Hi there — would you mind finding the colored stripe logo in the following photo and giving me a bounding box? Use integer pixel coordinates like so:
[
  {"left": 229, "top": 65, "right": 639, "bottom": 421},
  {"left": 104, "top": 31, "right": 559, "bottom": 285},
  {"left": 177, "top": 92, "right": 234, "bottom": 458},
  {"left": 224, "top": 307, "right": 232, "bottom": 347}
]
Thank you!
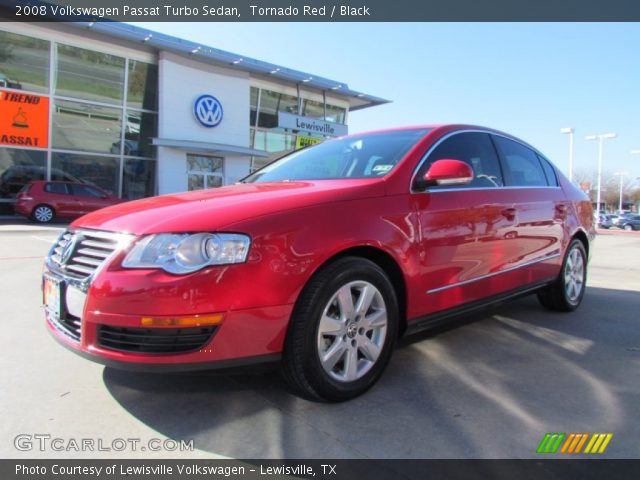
[{"left": 537, "top": 433, "right": 613, "bottom": 454}]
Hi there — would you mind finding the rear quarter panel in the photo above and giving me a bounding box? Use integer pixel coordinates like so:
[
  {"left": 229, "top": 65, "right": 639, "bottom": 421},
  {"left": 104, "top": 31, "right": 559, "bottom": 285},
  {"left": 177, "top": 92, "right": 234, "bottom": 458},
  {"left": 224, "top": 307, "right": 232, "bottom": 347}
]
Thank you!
[{"left": 557, "top": 172, "right": 595, "bottom": 258}]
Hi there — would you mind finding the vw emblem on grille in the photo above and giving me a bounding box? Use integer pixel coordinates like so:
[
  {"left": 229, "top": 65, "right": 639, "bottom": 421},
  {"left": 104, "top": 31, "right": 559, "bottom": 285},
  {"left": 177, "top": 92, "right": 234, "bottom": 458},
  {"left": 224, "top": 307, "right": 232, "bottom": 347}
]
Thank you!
[
  {"left": 60, "top": 235, "right": 78, "bottom": 265},
  {"left": 193, "top": 94, "right": 223, "bottom": 128}
]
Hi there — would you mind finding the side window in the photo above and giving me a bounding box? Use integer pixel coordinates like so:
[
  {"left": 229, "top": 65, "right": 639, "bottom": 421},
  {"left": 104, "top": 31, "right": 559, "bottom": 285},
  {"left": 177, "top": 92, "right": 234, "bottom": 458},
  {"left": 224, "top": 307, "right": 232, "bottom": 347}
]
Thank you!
[
  {"left": 44, "top": 183, "right": 68, "bottom": 195},
  {"left": 493, "top": 136, "right": 548, "bottom": 187},
  {"left": 416, "top": 132, "right": 504, "bottom": 189},
  {"left": 70, "top": 184, "right": 102, "bottom": 197},
  {"left": 538, "top": 155, "right": 558, "bottom": 187}
]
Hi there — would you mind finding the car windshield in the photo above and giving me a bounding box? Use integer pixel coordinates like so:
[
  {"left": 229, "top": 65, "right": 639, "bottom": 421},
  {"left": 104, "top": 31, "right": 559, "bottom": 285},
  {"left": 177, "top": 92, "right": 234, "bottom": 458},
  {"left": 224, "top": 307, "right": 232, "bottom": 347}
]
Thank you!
[{"left": 243, "top": 129, "right": 430, "bottom": 183}]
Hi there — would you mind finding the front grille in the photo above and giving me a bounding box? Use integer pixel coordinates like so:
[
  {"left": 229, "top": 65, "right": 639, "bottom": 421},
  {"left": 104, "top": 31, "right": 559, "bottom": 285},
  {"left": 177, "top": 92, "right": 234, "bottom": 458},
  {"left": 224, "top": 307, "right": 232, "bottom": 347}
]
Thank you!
[
  {"left": 48, "top": 311, "right": 82, "bottom": 342},
  {"left": 97, "top": 325, "right": 218, "bottom": 354},
  {"left": 50, "top": 229, "right": 128, "bottom": 279}
]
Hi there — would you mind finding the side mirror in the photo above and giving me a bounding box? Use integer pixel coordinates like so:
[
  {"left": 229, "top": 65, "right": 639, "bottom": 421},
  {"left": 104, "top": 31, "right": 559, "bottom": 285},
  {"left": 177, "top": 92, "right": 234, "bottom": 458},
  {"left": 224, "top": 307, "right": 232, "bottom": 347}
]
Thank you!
[{"left": 420, "top": 159, "right": 473, "bottom": 188}]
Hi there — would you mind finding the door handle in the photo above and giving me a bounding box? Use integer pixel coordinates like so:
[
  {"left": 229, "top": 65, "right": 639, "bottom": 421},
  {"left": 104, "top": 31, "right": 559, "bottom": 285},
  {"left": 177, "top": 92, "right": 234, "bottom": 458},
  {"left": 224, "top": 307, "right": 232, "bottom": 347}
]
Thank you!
[
  {"left": 555, "top": 204, "right": 568, "bottom": 215},
  {"left": 501, "top": 208, "right": 517, "bottom": 220}
]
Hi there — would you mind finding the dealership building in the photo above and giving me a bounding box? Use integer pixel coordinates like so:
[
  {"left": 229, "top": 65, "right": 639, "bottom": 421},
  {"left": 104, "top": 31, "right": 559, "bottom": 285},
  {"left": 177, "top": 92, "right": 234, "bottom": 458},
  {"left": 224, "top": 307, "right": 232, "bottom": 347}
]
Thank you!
[{"left": 0, "top": 22, "right": 387, "bottom": 212}]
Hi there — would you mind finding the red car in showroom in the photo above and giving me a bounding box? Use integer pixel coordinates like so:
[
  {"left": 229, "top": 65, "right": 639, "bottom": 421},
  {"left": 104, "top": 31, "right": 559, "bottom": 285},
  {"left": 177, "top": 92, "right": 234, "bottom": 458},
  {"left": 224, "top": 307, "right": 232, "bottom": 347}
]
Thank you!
[
  {"left": 16, "top": 181, "right": 121, "bottom": 223},
  {"left": 43, "top": 125, "right": 594, "bottom": 401}
]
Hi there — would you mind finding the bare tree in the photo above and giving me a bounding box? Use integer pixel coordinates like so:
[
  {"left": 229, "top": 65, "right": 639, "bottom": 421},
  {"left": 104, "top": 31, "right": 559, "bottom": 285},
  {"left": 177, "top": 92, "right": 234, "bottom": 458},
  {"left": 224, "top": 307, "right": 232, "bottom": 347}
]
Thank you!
[
  {"left": 572, "top": 168, "right": 596, "bottom": 186},
  {"left": 602, "top": 176, "right": 621, "bottom": 209},
  {"left": 628, "top": 186, "right": 640, "bottom": 211},
  {"left": 571, "top": 168, "right": 597, "bottom": 201}
]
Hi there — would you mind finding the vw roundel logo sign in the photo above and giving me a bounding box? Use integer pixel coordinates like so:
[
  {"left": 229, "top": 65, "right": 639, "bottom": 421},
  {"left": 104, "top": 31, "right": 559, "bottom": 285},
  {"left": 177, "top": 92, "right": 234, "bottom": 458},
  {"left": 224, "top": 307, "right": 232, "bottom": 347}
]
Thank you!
[{"left": 193, "top": 94, "right": 223, "bottom": 128}]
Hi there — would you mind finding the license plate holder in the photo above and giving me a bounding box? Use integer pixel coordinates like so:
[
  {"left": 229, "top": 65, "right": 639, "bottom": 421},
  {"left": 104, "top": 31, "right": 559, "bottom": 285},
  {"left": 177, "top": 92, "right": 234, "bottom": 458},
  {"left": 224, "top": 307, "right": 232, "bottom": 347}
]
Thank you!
[{"left": 43, "top": 275, "right": 62, "bottom": 319}]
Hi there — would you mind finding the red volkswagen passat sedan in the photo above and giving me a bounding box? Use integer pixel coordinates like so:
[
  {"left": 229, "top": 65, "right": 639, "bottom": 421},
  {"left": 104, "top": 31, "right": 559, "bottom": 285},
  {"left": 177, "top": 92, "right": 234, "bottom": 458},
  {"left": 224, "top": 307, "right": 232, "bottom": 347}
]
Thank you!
[{"left": 43, "top": 125, "right": 594, "bottom": 401}]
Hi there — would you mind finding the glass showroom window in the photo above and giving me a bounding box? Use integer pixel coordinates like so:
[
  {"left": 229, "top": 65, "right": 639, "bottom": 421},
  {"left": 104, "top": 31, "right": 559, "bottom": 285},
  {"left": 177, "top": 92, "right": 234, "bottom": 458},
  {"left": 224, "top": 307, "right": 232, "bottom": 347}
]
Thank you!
[
  {"left": 127, "top": 60, "right": 158, "bottom": 111},
  {"left": 51, "top": 152, "right": 119, "bottom": 195},
  {"left": 55, "top": 44, "right": 125, "bottom": 105},
  {"left": 250, "top": 86, "right": 259, "bottom": 126},
  {"left": 116, "top": 111, "right": 157, "bottom": 158},
  {"left": 0, "top": 148, "right": 47, "bottom": 201},
  {"left": 123, "top": 158, "right": 156, "bottom": 200},
  {"left": 122, "top": 59, "right": 159, "bottom": 197},
  {"left": 302, "top": 99, "right": 346, "bottom": 123},
  {"left": 252, "top": 131, "right": 296, "bottom": 170},
  {"left": 52, "top": 100, "right": 122, "bottom": 154},
  {"left": 254, "top": 130, "right": 296, "bottom": 154},
  {"left": 187, "top": 154, "right": 224, "bottom": 191},
  {"left": 325, "top": 104, "right": 346, "bottom": 124},
  {"left": 302, "top": 98, "right": 346, "bottom": 124},
  {"left": 258, "top": 89, "right": 299, "bottom": 128},
  {"left": 0, "top": 31, "right": 49, "bottom": 93},
  {"left": 302, "top": 98, "right": 325, "bottom": 119}
]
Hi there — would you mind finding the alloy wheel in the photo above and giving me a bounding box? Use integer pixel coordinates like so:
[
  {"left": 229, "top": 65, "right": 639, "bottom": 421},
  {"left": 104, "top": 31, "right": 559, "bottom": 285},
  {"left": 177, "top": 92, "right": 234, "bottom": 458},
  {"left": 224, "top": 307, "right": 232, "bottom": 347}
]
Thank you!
[
  {"left": 317, "top": 281, "right": 388, "bottom": 382},
  {"left": 34, "top": 206, "right": 53, "bottom": 223},
  {"left": 564, "top": 246, "right": 585, "bottom": 304}
]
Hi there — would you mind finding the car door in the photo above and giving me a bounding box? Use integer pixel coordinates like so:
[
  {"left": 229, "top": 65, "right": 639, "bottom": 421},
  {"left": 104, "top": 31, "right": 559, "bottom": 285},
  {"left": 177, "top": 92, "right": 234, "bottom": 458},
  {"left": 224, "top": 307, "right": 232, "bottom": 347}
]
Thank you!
[
  {"left": 489, "top": 135, "right": 565, "bottom": 285},
  {"left": 68, "top": 184, "right": 107, "bottom": 215},
  {"left": 411, "top": 131, "right": 518, "bottom": 315},
  {"left": 43, "top": 182, "right": 77, "bottom": 216}
]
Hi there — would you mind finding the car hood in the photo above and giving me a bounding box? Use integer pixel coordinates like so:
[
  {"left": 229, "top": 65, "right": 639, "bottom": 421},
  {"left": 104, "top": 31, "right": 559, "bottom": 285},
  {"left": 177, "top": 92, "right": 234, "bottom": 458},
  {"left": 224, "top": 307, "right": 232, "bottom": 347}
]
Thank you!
[{"left": 72, "top": 180, "right": 385, "bottom": 234}]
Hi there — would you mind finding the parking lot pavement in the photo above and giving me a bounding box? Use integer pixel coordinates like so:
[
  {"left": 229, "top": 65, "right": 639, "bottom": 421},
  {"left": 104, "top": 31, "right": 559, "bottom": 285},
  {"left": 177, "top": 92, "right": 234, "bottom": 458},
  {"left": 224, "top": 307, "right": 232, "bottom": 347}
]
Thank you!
[{"left": 0, "top": 228, "right": 638, "bottom": 459}]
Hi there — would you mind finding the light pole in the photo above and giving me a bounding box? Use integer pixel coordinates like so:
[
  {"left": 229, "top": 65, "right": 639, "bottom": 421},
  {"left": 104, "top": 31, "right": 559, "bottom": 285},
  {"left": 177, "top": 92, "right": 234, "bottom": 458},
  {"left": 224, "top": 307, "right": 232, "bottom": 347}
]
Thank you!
[
  {"left": 586, "top": 133, "right": 616, "bottom": 213},
  {"left": 613, "top": 172, "right": 628, "bottom": 212},
  {"left": 560, "top": 128, "right": 575, "bottom": 182}
]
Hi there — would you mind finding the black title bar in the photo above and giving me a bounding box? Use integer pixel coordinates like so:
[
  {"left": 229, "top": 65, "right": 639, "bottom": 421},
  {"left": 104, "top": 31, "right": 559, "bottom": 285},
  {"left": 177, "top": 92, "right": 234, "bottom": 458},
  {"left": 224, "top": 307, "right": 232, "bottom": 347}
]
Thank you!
[
  {"left": 2, "top": 0, "right": 640, "bottom": 21},
  {"left": 3, "top": 460, "right": 640, "bottom": 480}
]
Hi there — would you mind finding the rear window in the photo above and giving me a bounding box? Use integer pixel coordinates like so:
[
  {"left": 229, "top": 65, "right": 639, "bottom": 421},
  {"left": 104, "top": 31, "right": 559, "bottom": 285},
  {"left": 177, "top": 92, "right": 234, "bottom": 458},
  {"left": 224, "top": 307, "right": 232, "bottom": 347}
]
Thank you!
[
  {"left": 493, "top": 136, "right": 549, "bottom": 187},
  {"left": 18, "top": 184, "right": 33, "bottom": 194},
  {"left": 538, "top": 155, "right": 559, "bottom": 186},
  {"left": 44, "top": 183, "right": 68, "bottom": 195}
]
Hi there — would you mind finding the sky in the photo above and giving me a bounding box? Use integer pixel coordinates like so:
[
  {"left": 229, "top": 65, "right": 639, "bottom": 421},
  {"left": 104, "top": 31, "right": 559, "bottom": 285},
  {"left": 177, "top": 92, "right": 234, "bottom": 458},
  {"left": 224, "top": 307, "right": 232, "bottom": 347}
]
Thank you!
[{"left": 132, "top": 22, "right": 640, "bottom": 186}]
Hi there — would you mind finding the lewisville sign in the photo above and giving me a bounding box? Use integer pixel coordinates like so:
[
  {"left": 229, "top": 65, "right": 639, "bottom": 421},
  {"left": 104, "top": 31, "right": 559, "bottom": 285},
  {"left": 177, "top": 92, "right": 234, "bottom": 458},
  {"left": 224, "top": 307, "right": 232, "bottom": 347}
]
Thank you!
[{"left": 278, "top": 111, "right": 348, "bottom": 137}]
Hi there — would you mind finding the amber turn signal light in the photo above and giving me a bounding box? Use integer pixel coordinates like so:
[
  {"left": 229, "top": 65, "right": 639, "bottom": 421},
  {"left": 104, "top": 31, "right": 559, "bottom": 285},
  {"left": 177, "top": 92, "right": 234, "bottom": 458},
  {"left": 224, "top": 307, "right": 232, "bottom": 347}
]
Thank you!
[{"left": 141, "top": 314, "right": 224, "bottom": 327}]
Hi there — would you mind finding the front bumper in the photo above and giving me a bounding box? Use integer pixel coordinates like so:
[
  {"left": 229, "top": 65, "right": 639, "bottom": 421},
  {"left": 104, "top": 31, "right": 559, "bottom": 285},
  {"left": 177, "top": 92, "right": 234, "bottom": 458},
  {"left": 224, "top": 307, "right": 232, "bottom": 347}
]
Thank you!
[
  {"left": 43, "top": 265, "right": 293, "bottom": 371},
  {"left": 47, "top": 323, "right": 281, "bottom": 372}
]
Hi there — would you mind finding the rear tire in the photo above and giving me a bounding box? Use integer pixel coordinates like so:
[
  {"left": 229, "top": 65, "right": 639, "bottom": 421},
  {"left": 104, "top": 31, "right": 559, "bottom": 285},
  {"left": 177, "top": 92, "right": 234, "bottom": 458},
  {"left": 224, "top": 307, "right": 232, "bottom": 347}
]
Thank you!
[
  {"left": 31, "top": 204, "right": 54, "bottom": 223},
  {"left": 281, "top": 257, "right": 399, "bottom": 402},
  {"left": 537, "top": 239, "right": 587, "bottom": 312},
  {"left": 624, "top": 224, "right": 633, "bottom": 231}
]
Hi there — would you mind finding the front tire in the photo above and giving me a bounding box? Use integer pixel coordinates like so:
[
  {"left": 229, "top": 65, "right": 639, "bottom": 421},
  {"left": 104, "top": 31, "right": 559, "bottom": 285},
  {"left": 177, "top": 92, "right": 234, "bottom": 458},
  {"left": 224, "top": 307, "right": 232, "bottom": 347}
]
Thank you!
[
  {"left": 624, "top": 224, "right": 633, "bottom": 231},
  {"left": 31, "top": 204, "right": 55, "bottom": 223},
  {"left": 537, "top": 239, "right": 587, "bottom": 312},
  {"left": 282, "top": 257, "right": 399, "bottom": 402}
]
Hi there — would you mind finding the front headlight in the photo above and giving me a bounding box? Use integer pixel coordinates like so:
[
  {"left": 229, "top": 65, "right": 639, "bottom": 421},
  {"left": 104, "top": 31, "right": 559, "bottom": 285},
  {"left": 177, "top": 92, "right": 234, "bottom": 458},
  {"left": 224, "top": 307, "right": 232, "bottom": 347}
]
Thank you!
[{"left": 122, "top": 233, "right": 251, "bottom": 274}]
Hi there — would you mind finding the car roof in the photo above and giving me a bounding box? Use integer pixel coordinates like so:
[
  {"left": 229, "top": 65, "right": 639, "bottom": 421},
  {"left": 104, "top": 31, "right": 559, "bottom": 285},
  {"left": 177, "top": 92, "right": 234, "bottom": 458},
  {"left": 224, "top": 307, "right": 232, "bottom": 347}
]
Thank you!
[
  {"left": 340, "top": 124, "right": 542, "bottom": 155},
  {"left": 343, "top": 124, "right": 528, "bottom": 142}
]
